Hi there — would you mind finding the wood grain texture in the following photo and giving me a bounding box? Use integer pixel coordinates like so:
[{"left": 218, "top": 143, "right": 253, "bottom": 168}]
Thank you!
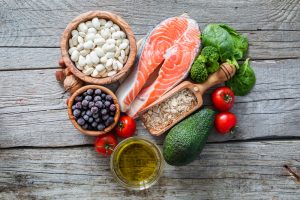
[
  {"left": 0, "top": 59, "right": 299, "bottom": 147},
  {"left": 0, "top": 141, "right": 299, "bottom": 199}
]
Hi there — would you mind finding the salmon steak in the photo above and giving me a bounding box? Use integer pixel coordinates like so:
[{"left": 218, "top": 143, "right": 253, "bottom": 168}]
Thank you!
[{"left": 116, "top": 15, "right": 201, "bottom": 117}]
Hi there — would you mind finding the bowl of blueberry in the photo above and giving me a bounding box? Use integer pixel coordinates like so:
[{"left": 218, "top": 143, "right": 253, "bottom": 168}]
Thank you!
[{"left": 68, "top": 85, "right": 120, "bottom": 136}]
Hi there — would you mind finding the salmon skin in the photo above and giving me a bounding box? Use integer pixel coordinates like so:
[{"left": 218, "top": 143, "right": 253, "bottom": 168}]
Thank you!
[{"left": 116, "top": 15, "right": 201, "bottom": 117}]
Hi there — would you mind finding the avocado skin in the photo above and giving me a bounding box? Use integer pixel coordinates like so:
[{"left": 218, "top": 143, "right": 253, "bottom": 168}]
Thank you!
[{"left": 163, "top": 108, "right": 216, "bottom": 166}]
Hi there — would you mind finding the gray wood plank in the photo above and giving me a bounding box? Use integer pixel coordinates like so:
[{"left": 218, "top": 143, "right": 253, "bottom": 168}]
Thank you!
[
  {"left": 0, "top": 0, "right": 299, "bottom": 47},
  {"left": 0, "top": 28, "right": 299, "bottom": 71},
  {"left": 0, "top": 141, "right": 300, "bottom": 199},
  {"left": 0, "top": 59, "right": 299, "bottom": 147}
]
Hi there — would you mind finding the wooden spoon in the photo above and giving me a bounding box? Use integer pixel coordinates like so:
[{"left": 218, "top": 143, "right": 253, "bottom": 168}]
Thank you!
[{"left": 139, "top": 63, "right": 236, "bottom": 136}]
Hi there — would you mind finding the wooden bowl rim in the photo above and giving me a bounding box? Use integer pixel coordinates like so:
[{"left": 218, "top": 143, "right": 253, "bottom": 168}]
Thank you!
[
  {"left": 61, "top": 10, "right": 137, "bottom": 85},
  {"left": 67, "top": 85, "right": 121, "bottom": 136}
]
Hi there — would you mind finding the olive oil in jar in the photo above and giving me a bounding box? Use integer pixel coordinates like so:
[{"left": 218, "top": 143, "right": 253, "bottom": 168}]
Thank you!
[{"left": 111, "top": 137, "right": 164, "bottom": 190}]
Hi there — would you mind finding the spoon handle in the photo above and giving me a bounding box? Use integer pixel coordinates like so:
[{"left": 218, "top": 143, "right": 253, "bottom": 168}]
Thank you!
[{"left": 195, "top": 63, "right": 236, "bottom": 95}]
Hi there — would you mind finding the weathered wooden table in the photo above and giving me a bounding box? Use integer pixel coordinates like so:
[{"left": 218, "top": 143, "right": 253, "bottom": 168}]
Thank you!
[{"left": 0, "top": 0, "right": 300, "bottom": 199}]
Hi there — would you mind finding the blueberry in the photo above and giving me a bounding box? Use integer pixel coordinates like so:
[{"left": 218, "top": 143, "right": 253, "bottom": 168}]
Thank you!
[
  {"left": 95, "top": 101, "right": 103, "bottom": 108},
  {"left": 82, "top": 100, "right": 89, "bottom": 107},
  {"left": 87, "top": 89, "right": 94, "bottom": 95},
  {"left": 105, "top": 119, "right": 112, "bottom": 127},
  {"left": 109, "top": 104, "right": 116, "bottom": 112},
  {"left": 83, "top": 92, "right": 88, "bottom": 96},
  {"left": 88, "top": 117, "right": 94, "bottom": 123},
  {"left": 82, "top": 124, "right": 88, "bottom": 129},
  {"left": 95, "top": 117, "right": 101, "bottom": 123},
  {"left": 86, "top": 110, "right": 92, "bottom": 116},
  {"left": 77, "top": 118, "right": 85, "bottom": 126},
  {"left": 102, "top": 114, "right": 109, "bottom": 121},
  {"left": 97, "top": 124, "right": 105, "bottom": 131},
  {"left": 93, "top": 96, "right": 101, "bottom": 102},
  {"left": 101, "top": 108, "right": 107, "bottom": 115},
  {"left": 73, "top": 109, "right": 81, "bottom": 117},
  {"left": 75, "top": 96, "right": 83, "bottom": 102},
  {"left": 92, "top": 113, "right": 99, "bottom": 118},
  {"left": 91, "top": 121, "right": 98, "bottom": 128},
  {"left": 72, "top": 105, "right": 76, "bottom": 110},
  {"left": 95, "top": 89, "right": 102, "bottom": 95},
  {"left": 83, "top": 115, "right": 89, "bottom": 121},
  {"left": 104, "top": 101, "right": 111, "bottom": 107},
  {"left": 85, "top": 95, "right": 93, "bottom": 101},
  {"left": 101, "top": 93, "right": 106, "bottom": 99},
  {"left": 91, "top": 106, "right": 99, "bottom": 114},
  {"left": 81, "top": 111, "right": 86, "bottom": 117},
  {"left": 106, "top": 95, "right": 113, "bottom": 101},
  {"left": 75, "top": 102, "right": 82, "bottom": 109},
  {"left": 88, "top": 102, "right": 95, "bottom": 108}
]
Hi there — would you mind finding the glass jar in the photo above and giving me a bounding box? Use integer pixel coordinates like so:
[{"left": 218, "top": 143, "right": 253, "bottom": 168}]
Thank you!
[{"left": 110, "top": 137, "right": 164, "bottom": 190}]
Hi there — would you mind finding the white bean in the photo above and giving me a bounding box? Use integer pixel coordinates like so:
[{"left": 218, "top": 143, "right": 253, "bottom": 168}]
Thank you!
[
  {"left": 108, "top": 70, "right": 117, "bottom": 77},
  {"left": 94, "top": 47, "right": 104, "bottom": 57},
  {"left": 68, "top": 47, "right": 77, "bottom": 55},
  {"left": 116, "top": 60, "right": 123, "bottom": 70},
  {"left": 105, "top": 58, "right": 113, "bottom": 68},
  {"left": 122, "top": 39, "right": 129, "bottom": 44},
  {"left": 99, "top": 19, "right": 106, "bottom": 25},
  {"left": 78, "top": 32, "right": 86, "bottom": 38},
  {"left": 83, "top": 40, "right": 94, "bottom": 49},
  {"left": 90, "top": 51, "right": 100, "bottom": 64},
  {"left": 110, "top": 27, "right": 116, "bottom": 33},
  {"left": 71, "top": 50, "right": 79, "bottom": 62},
  {"left": 106, "top": 52, "right": 115, "bottom": 59},
  {"left": 86, "top": 21, "right": 93, "bottom": 28},
  {"left": 112, "top": 32, "right": 120, "bottom": 40},
  {"left": 85, "top": 33, "right": 95, "bottom": 42},
  {"left": 115, "top": 39, "right": 122, "bottom": 46},
  {"left": 120, "top": 50, "right": 125, "bottom": 59},
  {"left": 76, "top": 62, "right": 83, "bottom": 70},
  {"left": 94, "top": 37, "right": 105, "bottom": 46},
  {"left": 100, "top": 56, "right": 107, "bottom": 64},
  {"left": 77, "top": 36, "right": 84, "bottom": 44},
  {"left": 125, "top": 46, "right": 130, "bottom": 55},
  {"left": 71, "top": 30, "right": 79, "bottom": 37},
  {"left": 78, "top": 55, "right": 86, "bottom": 67},
  {"left": 91, "top": 69, "right": 99, "bottom": 77},
  {"left": 100, "top": 28, "right": 110, "bottom": 39},
  {"left": 115, "top": 47, "right": 121, "bottom": 58},
  {"left": 92, "top": 18, "right": 101, "bottom": 30},
  {"left": 112, "top": 60, "right": 118, "bottom": 70},
  {"left": 113, "top": 24, "right": 120, "bottom": 31},
  {"left": 80, "top": 49, "right": 90, "bottom": 57},
  {"left": 71, "top": 35, "right": 78, "bottom": 46},
  {"left": 102, "top": 43, "right": 109, "bottom": 52},
  {"left": 95, "top": 33, "right": 102, "bottom": 39},
  {"left": 78, "top": 23, "right": 88, "bottom": 33},
  {"left": 106, "top": 65, "right": 113, "bottom": 71},
  {"left": 124, "top": 55, "right": 128, "bottom": 62},
  {"left": 105, "top": 20, "right": 113, "bottom": 28},
  {"left": 85, "top": 54, "right": 92, "bottom": 66},
  {"left": 83, "top": 67, "right": 94, "bottom": 75},
  {"left": 107, "top": 43, "right": 116, "bottom": 52},
  {"left": 76, "top": 43, "right": 84, "bottom": 51},
  {"left": 119, "top": 31, "right": 126, "bottom": 38},
  {"left": 106, "top": 38, "right": 115, "bottom": 44},
  {"left": 95, "top": 64, "right": 105, "bottom": 72},
  {"left": 88, "top": 27, "right": 97, "bottom": 34},
  {"left": 118, "top": 56, "right": 124, "bottom": 64},
  {"left": 119, "top": 42, "right": 128, "bottom": 50},
  {"left": 99, "top": 69, "right": 107, "bottom": 76},
  {"left": 69, "top": 39, "right": 74, "bottom": 48}
]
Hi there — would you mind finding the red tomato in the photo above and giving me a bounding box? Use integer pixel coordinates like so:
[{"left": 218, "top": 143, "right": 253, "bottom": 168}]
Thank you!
[
  {"left": 215, "top": 112, "right": 237, "bottom": 134},
  {"left": 94, "top": 133, "right": 118, "bottom": 156},
  {"left": 212, "top": 86, "right": 234, "bottom": 111},
  {"left": 115, "top": 115, "right": 136, "bottom": 138}
]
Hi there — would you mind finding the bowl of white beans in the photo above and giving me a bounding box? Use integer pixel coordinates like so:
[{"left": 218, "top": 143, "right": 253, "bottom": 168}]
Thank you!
[{"left": 60, "top": 11, "right": 137, "bottom": 85}]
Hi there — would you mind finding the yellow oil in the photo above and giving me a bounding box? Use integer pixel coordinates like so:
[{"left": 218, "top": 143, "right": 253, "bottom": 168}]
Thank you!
[{"left": 114, "top": 140, "right": 159, "bottom": 184}]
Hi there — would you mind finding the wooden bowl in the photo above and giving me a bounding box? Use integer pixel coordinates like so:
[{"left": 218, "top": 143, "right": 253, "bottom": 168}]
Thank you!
[
  {"left": 61, "top": 11, "right": 137, "bottom": 85},
  {"left": 67, "top": 85, "right": 121, "bottom": 136}
]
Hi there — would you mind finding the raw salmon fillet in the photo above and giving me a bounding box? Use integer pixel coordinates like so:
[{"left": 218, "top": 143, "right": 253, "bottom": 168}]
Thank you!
[{"left": 116, "top": 15, "right": 200, "bottom": 116}]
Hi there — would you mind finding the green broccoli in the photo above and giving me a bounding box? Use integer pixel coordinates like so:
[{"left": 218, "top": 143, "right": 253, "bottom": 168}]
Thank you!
[
  {"left": 190, "top": 60, "right": 208, "bottom": 83},
  {"left": 201, "top": 46, "right": 219, "bottom": 63},
  {"left": 206, "top": 60, "right": 220, "bottom": 74}
]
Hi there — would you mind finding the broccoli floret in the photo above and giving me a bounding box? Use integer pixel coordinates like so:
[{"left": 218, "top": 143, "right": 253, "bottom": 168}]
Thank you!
[
  {"left": 207, "top": 60, "right": 220, "bottom": 74},
  {"left": 190, "top": 61, "right": 208, "bottom": 83},
  {"left": 201, "top": 46, "right": 219, "bottom": 63}
]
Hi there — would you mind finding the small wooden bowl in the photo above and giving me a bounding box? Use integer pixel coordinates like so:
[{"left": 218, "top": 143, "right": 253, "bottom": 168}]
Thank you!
[
  {"left": 67, "top": 85, "right": 120, "bottom": 136},
  {"left": 61, "top": 11, "right": 137, "bottom": 85}
]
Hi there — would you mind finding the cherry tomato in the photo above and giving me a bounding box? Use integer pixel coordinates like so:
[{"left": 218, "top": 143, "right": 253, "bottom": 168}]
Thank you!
[
  {"left": 94, "top": 133, "right": 118, "bottom": 156},
  {"left": 212, "top": 86, "right": 234, "bottom": 111},
  {"left": 115, "top": 115, "right": 136, "bottom": 138},
  {"left": 214, "top": 112, "right": 237, "bottom": 134}
]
